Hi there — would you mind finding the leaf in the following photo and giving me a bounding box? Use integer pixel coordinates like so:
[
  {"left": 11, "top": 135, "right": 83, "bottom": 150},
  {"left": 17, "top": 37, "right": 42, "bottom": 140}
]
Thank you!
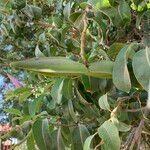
[
  {"left": 88, "top": 0, "right": 111, "bottom": 10},
  {"left": 132, "top": 49, "right": 150, "bottom": 91},
  {"left": 146, "top": 47, "right": 150, "bottom": 67},
  {"left": 62, "top": 78, "right": 73, "bottom": 99},
  {"left": 98, "top": 93, "right": 110, "bottom": 111},
  {"left": 51, "top": 78, "right": 64, "bottom": 104},
  {"left": 75, "top": 88, "right": 91, "bottom": 105},
  {"left": 68, "top": 100, "right": 78, "bottom": 123},
  {"left": 29, "top": 95, "right": 44, "bottom": 116},
  {"left": 11, "top": 57, "right": 88, "bottom": 77},
  {"left": 27, "top": 131, "right": 36, "bottom": 150},
  {"left": 111, "top": 117, "right": 131, "bottom": 132},
  {"left": 72, "top": 124, "right": 90, "bottom": 150},
  {"left": 98, "top": 120, "right": 121, "bottom": 150},
  {"left": 112, "top": 43, "right": 138, "bottom": 92},
  {"left": 51, "top": 128, "right": 65, "bottom": 150},
  {"left": 63, "top": 2, "right": 71, "bottom": 19},
  {"left": 118, "top": 0, "right": 131, "bottom": 23},
  {"left": 32, "top": 118, "right": 51, "bottom": 150},
  {"left": 35, "top": 44, "right": 45, "bottom": 57},
  {"left": 107, "top": 43, "right": 125, "bottom": 59},
  {"left": 4, "top": 108, "right": 22, "bottom": 116},
  {"left": 88, "top": 61, "right": 113, "bottom": 78},
  {"left": 7, "top": 73, "right": 23, "bottom": 88},
  {"left": 83, "top": 133, "right": 97, "bottom": 150}
]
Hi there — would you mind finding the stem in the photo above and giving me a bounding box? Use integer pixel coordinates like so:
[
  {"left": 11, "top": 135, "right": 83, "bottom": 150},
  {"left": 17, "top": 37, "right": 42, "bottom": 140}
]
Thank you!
[
  {"left": 10, "top": 130, "right": 32, "bottom": 150},
  {"left": 80, "top": 13, "right": 88, "bottom": 67}
]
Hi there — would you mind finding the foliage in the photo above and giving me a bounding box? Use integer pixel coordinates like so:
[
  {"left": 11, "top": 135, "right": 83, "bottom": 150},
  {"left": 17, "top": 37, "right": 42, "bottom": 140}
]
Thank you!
[{"left": 0, "top": 0, "right": 150, "bottom": 149}]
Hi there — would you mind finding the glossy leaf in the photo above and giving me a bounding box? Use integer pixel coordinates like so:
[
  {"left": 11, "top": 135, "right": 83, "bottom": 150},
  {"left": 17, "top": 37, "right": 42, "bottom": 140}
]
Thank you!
[
  {"left": 132, "top": 49, "right": 150, "bottom": 91},
  {"left": 98, "top": 120, "right": 120, "bottom": 150},
  {"left": 98, "top": 93, "right": 110, "bottom": 111}
]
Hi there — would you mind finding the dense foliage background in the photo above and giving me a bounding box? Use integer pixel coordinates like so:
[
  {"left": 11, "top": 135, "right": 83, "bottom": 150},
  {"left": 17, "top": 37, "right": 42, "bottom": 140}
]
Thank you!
[{"left": 0, "top": 0, "right": 150, "bottom": 149}]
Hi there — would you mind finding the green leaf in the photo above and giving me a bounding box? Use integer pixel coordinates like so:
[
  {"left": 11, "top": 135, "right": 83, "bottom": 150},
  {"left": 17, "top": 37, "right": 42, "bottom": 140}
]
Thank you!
[
  {"left": 62, "top": 78, "right": 73, "bottom": 99},
  {"left": 98, "top": 93, "right": 110, "bottom": 111},
  {"left": 88, "top": 61, "right": 113, "bottom": 78},
  {"left": 32, "top": 118, "right": 51, "bottom": 150},
  {"left": 72, "top": 124, "right": 90, "bottom": 150},
  {"left": 4, "top": 108, "right": 22, "bottom": 116},
  {"left": 51, "top": 128, "right": 65, "bottom": 150},
  {"left": 63, "top": 2, "right": 71, "bottom": 19},
  {"left": 68, "top": 100, "right": 78, "bottom": 123},
  {"left": 88, "top": 0, "right": 111, "bottom": 10},
  {"left": 51, "top": 78, "right": 64, "bottom": 104},
  {"left": 111, "top": 117, "right": 131, "bottom": 132},
  {"left": 107, "top": 43, "right": 125, "bottom": 59},
  {"left": 11, "top": 57, "right": 114, "bottom": 78},
  {"left": 83, "top": 133, "right": 97, "bottom": 150},
  {"left": 35, "top": 44, "right": 45, "bottom": 57},
  {"left": 98, "top": 120, "right": 121, "bottom": 150},
  {"left": 118, "top": 0, "right": 131, "bottom": 23},
  {"left": 112, "top": 43, "right": 138, "bottom": 92},
  {"left": 132, "top": 49, "right": 150, "bottom": 91},
  {"left": 27, "top": 131, "right": 36, "bottom": 150},
  {"left": 31, "top": 95, "right": 44, "bottom": 115},
  {"left": 11, "top": 57, "right": 88, "bottom": 77}
]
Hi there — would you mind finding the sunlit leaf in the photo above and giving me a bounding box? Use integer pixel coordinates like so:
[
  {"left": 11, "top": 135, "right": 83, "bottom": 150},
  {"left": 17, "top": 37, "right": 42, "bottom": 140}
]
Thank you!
[
  {"left": 111, "top": 117, "right": 131, "bottom": 132},
  {"left": 98, "top": 93, "right": 110, "bottom": 111},
  {"left": 88, "top": 0, "right": 111, "bottom": 10},
  {"left": 27, "top": 131, "right": 36, "bottom": 150},
  {"left": 98, "top": 120, "right": 120, "bottom": 150},
  {"left": 4, "top": 108, "right": 22, "bottom": 116}
]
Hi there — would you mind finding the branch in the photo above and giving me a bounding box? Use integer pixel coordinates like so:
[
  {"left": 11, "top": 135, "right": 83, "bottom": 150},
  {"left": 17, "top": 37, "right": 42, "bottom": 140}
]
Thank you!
[
  {"left": 10, "top": 130, "right": 32, "bottom": 150},
  {"left": 80, "top": 12, "right": 88, "bottom": 67}
]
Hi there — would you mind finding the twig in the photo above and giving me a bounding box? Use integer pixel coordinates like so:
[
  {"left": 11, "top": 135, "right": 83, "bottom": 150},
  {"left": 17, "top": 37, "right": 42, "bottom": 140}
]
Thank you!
[
  {"left": 10, "top": 130, "right": 32, "bottom": 150},
  {"left": 94, "top": 140, "right": 104, "bottom": 150},
  {"left": 125, "top": 107, "right": 146, "bottom": 112},
  {"left": 80, "top": 12, "right": 88, "bottom": 67}
]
